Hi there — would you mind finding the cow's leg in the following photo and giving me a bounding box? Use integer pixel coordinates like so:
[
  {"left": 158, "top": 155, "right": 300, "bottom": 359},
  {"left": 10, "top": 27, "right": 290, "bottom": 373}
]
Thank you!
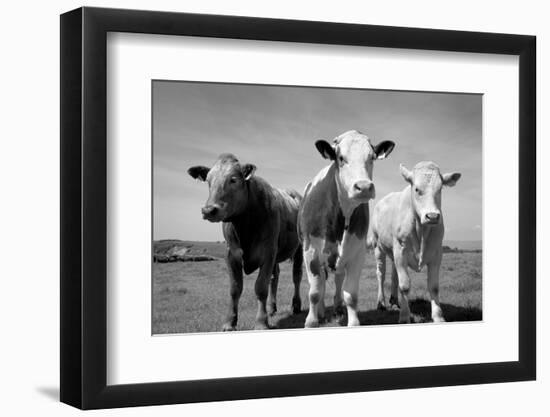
[
  {"left": 222, "top": 249, "right": 244, "bottom": 331},
  {"left": 291, "top": 246, "right": 303, "bottom": 314},
  {"left": 343, "top": 258, "right": 364, "bottom": 327},
  {"left": 318, "top": 267, "right": 327, "bottom": 322},
  {"left": 427, "top": 257, "right": 445, "bottom": 322},
  {"left": 254, "top": 254, "right": 276, "bottom": 330},
  {"left": 304, "top": 247, "right": 324, "bottom": 328},
  {"left": 394, "top": 247, "right": 411, "bottom": 324},
  {"left": 389, "top": 261, "right": 400, "bottom": 310},
  {"left": 333, "top": 270, "right": 345, "bottom": 323},
  {"left": 267, "top": 264, "right": 279, "bottom": 316},
  {"left": 375, "top": 246, "right": 387, "bottom": 310}
]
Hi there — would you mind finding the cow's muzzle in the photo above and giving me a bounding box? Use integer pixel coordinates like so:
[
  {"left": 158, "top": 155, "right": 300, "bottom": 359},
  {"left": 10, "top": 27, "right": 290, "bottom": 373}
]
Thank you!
[
  {"left": 201, "top": 204, "right": 223, "bottom": 222},
  {"left": 351, "top": 180, "right": 375, "bottom": 200},
  {"left": 423, "top": 212, "right": 441, "bottom": 225}
]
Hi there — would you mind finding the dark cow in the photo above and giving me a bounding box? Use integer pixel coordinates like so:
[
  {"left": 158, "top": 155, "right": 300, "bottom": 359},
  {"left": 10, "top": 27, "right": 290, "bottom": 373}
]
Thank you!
[
  {"left": 298, "top": 130, "right": 395, "bottom": 327},
  {"left": 188, "top": 154, "right": 303, "bottom": 331}
]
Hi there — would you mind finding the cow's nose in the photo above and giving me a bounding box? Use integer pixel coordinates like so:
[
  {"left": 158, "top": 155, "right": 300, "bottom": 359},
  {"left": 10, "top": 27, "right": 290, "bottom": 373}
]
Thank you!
[
  {"left": 353, "top": 180, "right": 374, "bottom": 193},
  {"left": 425, "top": 212, "right": 440, "bottom": 223},
  {"left": 201, "top": 205, "right": 218, "bottom": 218}
]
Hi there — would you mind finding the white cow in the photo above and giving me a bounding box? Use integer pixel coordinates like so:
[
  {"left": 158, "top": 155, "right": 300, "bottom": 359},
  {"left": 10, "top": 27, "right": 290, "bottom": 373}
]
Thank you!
[
  {"left": 370, "top": 161, "right": 461, "bottom": 323},
  {"left": 298, "top": 130, "right": 395, "bottom": 327}
]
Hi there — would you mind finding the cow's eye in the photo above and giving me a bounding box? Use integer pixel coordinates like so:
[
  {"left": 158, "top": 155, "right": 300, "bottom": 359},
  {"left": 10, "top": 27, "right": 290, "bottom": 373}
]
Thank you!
[
  {"left": 338, "top": 156, "right": 345, "bottom": 165},
  {"left": 229, "top": 177, "right": 238, "bottom": 184},
  {"left": 415, "top": 187, "right": 423, "bottom": 196}
]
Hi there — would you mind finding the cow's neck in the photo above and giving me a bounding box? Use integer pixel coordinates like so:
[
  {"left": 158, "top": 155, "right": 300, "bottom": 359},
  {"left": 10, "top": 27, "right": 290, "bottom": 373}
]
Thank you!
[
  {"left": 334, "top": 172, "right": 362, "bottom": 226},
  {"left": 408, "top": 188, "right": 431, "bottom": 269},
  {"left": 413, "top": 218, "right": 432, "bottom": 268},
  {"left": 228, "top": 178, "right": 265, "bottom": 235}
]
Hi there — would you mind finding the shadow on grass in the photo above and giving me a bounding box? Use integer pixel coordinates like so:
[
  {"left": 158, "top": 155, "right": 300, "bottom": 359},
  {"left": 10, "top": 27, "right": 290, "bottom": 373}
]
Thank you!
[
  {"left": 273, "top": 305, "right": 342, "bottom": 329},
  {"left": 274, "top": 298, "right": 482, "bottom": 329},
  {"left": 273, "top": 310, "right": 308, "bottom": 329},
  {"left": 408, "top": 298, "right": 482, "bottom": 323}
]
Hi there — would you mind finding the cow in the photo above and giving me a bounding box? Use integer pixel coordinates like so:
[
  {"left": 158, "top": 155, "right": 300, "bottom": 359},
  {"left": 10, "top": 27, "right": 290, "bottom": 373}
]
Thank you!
[
  {"left": 298, "top": 130, "right": 395, "bottom": 328},
  {"left": 370, "top": 161, "right": 461, "bottom": 323},
  {"left": 188, "top": 153, "right": 303, "bottom": 331}
]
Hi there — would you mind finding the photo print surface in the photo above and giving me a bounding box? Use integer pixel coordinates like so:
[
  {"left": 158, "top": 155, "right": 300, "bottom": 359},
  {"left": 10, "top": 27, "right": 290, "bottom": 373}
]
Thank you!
[{"left": 152, "top": 80, "right": 482, "bottom": 335}]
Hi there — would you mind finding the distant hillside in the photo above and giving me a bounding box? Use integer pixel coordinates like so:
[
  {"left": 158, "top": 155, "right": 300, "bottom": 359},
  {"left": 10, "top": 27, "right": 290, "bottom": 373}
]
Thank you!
[
  {"left": 154, "top": 240, "right": 481, "bottom": 261},
  {"left": 443, "top": 240, "right": 482, "bottom": 251},
  {"left": 153, "top": 239, "right": 227, "bottom": 260}
]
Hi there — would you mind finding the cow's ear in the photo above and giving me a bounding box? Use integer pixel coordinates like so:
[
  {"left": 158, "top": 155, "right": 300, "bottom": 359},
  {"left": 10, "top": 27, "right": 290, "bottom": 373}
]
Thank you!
[
  {"left": 373, "top": 140, "right": 395, "bottom": 160},
  {"left": 400, "top": 164, "right": 413, "bottom": 184},
  {"left": 241, "top": 163, "right": 256, "bottom": 181},
  {"left": 442, "top": 172, "right": 461, "bottom": 187},
  {"left": 315, "top": 140, "right": 337, "bottom": 160},
  {"left": 187, "top": 165, "right": 210, "bottom": 181}
]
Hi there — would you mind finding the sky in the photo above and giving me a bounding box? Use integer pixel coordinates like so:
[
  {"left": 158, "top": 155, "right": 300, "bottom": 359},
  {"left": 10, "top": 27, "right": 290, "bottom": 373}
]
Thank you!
[{"left": 153, "top": 80, "right": 482, "bottom": 243}]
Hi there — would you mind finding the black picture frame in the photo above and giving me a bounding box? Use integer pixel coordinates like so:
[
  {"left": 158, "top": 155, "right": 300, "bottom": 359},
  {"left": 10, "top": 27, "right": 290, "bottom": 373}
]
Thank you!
[{"left": 60, "top": 6, "right": 536, "bottom": 410}]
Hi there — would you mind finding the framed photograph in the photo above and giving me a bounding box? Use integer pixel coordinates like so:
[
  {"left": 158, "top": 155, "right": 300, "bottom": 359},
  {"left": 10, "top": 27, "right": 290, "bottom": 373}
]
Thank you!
[{"left": 60, "top": 6, "right": 536, "bottom": 410}]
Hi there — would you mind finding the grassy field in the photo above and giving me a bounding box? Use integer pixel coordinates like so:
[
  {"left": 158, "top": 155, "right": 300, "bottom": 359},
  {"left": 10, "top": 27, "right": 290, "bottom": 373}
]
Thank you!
[{"left": 152, "top": 241, "right": 482, "bottom": 334}]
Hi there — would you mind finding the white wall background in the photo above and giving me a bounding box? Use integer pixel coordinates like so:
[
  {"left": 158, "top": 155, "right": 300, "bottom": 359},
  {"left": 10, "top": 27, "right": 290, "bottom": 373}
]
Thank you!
[{"left": 0, "top": 0, "right": 545, "bottom": 415}]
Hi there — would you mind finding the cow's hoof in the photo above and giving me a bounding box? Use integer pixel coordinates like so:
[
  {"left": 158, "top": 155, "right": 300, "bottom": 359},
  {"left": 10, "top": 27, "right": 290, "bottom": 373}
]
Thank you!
[
  {"left": 432, "top": 316, "right": 446, "bottom": 323},
  {"left": 267, "top": 303, "right": 277, "bottom": 317},
  {"left": 254, "top": 322, "right": 270, "bottom": 331},
  {"left": 398, "top": 317, "right": 411, "bottom": 324},
  {"left": 334, "top": 305, "right": 345, "bottom": 316},
  {"left": 347, "top": 318, "right": 361, "bottom": 327},
  {"left": 390, "top": 304, "right": 400, "bottom": 311},
  {"left": 334, "top": 305, "right": 345, "bottom": 317},
  {"left": 222, "top": 323, "right": 236, "bottom": 331},
  {"left": 333, "top": 305, "right": 345, "bottom": 324},
  {"left": 377, "top": 301, "right": 387, "bottom": 311},
  {"left": 305, "top": 317, "right": 319, "bottom": 328},
  {"left": 292, "top": 297, "right": 302, "bottom": 315}
]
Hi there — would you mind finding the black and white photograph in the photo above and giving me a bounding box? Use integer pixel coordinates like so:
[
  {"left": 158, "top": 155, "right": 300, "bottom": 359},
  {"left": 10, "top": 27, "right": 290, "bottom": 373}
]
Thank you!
[
  {"left": 152, "top": 81, "right": 482, "bottom": 334},
  {"left": 1, "top": 0, "right": 543, "bottom": 413}
]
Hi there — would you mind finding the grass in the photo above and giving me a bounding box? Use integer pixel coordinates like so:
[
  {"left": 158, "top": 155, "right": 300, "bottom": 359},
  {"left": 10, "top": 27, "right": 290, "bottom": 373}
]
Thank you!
[{"left": 152, "top": 247, "right": 482, "bottom": 334}]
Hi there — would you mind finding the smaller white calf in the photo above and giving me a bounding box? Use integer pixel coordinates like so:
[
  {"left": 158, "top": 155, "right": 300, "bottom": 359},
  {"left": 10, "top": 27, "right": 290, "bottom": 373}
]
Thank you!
[{"left": 370, "top": 162, "right": 461, "bottom": 323}]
